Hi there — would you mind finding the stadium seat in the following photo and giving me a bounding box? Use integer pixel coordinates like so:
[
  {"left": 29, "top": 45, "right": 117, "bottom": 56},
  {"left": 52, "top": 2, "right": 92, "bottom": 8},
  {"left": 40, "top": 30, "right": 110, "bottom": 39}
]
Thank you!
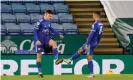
[
  {"left": 30, "top": 13, "right": 42, "bottom": 23},
  {"left": 1, "top": 3, "right": 12, "bottom": 13},
  {"left": 1, "top": 25, "right": 7, "bottom": 36},
  {"left": 62, "top": 23, "right": 78, "bottom": 34},
  {"left": 11, "top": 3, "right": 26, "bottom": 13},
  {"left": 1, "top": 0, "right": 10, "bottom": 4},
  {"left": 37, "top": 0, "right": 51, "bottom": 4},
  {"left": 51, "top": 0, "right": 64, "bottom": 4},
  {"left": 51, "top": 14, "right": 59, "bottom": 23},
  {"left": 5, "top": 23, "right": 21, "bottom": 35},
  {"left": 53, "top": 3, "right": 69, "bottom": 13},
  {"left": 15, "top": 13, "right": 30, "bottom": 23},
  {"left": 30, "top": 50, "right": 36, "bottom": 54},
  {"left": 25, "top": 3, "right": 40, "bottom": 13},
  {"left": 51, "top": 23, "right": 64, "bottom": 34},
  {"left": 22, "top": 1, "right": 37, "bottom": 5},
  {"left": 2, "top": 13, "right": 16, "bottom": 23},
  {"left": 16, "top": 50, "right": 29, "bottom": 54},
  {"left": 9, "top": 0, "right": 23, "bottom": 4},
  {"left": 40, "top": 3, "right": 55, "bottom": 13},
  {"left": 58, "top": 13, "right": 73, "bottom": 23},
  {"left": 19, "top": 23, "right": 34, "bottom": 35}
]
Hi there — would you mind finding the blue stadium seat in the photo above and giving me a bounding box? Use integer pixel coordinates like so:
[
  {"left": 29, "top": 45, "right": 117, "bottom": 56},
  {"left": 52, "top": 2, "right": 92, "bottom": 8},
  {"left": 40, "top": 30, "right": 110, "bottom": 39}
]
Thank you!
[
  {"left": 16, "top": 50, "right": 29, "bottom": 54},
  {"left": 11, "top": 3, "right": 26, "bottom": 13},
  {"left": 1, "top": 25, "right": 7, "bottom": 36},
  {"left": 5, "top": 23, "right": 21, "bottom": 35},
  {"left": 62, "top": 23, "right": 78, "bottom": 34},
  {"left": 51, "top": 0, "right": 64, "bottom": 4},
  {"left": 15, "top": 13, "right": 30, "bottom": 23},
  {"left": 40, "top": 3, "right": 55, "bottom": 13},
  {"left": 51, "top": 14, "right": 59, "bottom": 23},
  {"left": 1, "top": 0, "right": 10, "bottom": 4},
  {"left": 53, "top": 3, "right": 69, "bottom": 13},
  {"left": 19, "top": 23, "right": 34, "bottom": 35},
  {"left": 2, "top": 13, "right": 16, "bottom": 23},
  {"left": 37, "top": 0, "right": 51, "bottom": 4},
  {"left": 30, "top": 13, "right": 42, "bottom": 23},
  {"left": 51, "top": 23, "right": 64, "bottom": 34},
  {"left": 1, "top": 3, "right": 12, "bottom": 13},
  {"left": 58, "top": 13, "right": 73, "bottom": 23},
  {"left": 9, "top": 0, "right": 23, "bottom": 4},
  {"left": 22, "top": 0, "right": 37, "bottom": 4},
  {"left": 30, "top": 50, "right": 36, "bottom": 54},
  {"left": 25, "top": 3, "right": 40, "bottom": 13}
]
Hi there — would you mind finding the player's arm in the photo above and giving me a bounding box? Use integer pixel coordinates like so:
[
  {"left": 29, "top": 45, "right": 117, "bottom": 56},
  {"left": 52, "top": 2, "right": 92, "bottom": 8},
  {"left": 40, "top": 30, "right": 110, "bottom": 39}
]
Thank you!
[
  {"left": 97, "top": 24, "right": 103, "bottom": 43},
  {"left": 49, "top": 24, "right": 64, "bottom": 39},
  {"left": 34, "top": 21, "right": 40, "bottom": 41},
  {"left": 87, "top": 24, "right": 97, "bottom": 45},
  {"left": 34, "top": 20, "right": 42, "bottom": 46}
]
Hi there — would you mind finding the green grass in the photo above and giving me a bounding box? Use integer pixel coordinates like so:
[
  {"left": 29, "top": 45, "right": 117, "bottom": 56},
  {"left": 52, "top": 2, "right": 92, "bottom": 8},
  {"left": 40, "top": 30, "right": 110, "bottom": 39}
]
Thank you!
[{"left": 1, "top": 74, "right": 133, "bottom": 80}]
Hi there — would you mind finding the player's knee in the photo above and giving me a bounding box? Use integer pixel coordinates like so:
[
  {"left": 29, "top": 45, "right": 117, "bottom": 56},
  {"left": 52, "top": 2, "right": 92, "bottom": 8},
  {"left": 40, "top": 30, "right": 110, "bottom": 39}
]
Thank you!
[
  {"left": 78, "top": 48, "right": 84, "bottom": 54},
  {"left": 50, "top": 40, "right": 57, "bottom": 48},
  {"left": 52, "top": 42, "right": 57, "bottom": 48},
  {"left": 87, "top": 55, "right": 92, "bottom": 61}
]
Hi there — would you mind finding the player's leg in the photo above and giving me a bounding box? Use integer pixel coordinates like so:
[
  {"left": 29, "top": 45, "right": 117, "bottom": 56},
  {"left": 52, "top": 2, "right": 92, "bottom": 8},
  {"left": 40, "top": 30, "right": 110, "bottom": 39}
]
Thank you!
[
  {"left": 70, "top": 44, "right": 88, "bottom": 60},
  {"left": 64, "top": 43, "right": 88, "bottom": 64},
  {"left": 86, "top": 45, "right": 95, "bottom": 78},
  {"left": 36, "top": 45, "right": 43, "bottom": 77},
  {"left": 49, "top": 39, "right": 63, "bottom": 64},
  {"left": 49, "top": 39, "right": 58, "bottom": 60}
]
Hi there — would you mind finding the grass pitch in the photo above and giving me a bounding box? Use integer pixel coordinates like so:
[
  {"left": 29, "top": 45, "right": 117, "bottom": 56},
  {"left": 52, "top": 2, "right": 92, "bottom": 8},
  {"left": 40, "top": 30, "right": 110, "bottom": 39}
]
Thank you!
[{"left": 1, "top": 74, "right": 133, "bottom": 80}]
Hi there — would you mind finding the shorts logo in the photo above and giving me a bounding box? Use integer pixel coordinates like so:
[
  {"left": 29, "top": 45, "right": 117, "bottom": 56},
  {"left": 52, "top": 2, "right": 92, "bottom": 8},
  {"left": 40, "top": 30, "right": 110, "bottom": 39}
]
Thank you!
[{"left": 38, "top": 48, "right": 41, "bottom": 50}]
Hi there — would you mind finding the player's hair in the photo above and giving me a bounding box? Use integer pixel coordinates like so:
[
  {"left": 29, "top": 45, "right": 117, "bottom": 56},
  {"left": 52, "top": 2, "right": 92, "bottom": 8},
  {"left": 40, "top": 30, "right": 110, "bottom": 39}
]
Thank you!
[
  {"left": 93, "top": 12, "right": 100, "bottom": 17},
  {"left": 45, "top": 10, "right": 53, "bottom": 14}
]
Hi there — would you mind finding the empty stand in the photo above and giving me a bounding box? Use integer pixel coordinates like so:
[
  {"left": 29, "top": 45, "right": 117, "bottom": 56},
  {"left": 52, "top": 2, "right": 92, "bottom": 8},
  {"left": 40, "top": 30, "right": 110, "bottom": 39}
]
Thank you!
[
  {"left": 1, "top": 25, "right": 7, "bottom": 36},
  {"left": 51, "top": 14, "right": 59, "bottom": 23},
  {"left": 53, "top": 3, "right": 69, "bottom": 13},
  {"left": 66, "top": 1, "right": 123, "bottom": 54},
  {"left": 15, "top": 13, "right": 31, "bottom": 23},
  {"left": 40, "top": 3, "right": 55, "bottom": 13},
  {"left": 30, "top": 13, "right": 42, "bottom": 23},
  {"left": 58, "top": 13, "right": 73, "bottom": 23},
  {"left": 2, "top": 13, "right": 16, "bottom": 23},
  {"left": 19, "top": 23, "right": 34, "bottom": 35},
  {"left": 25, "top": 3, "right": 40, "bottom": 13},
  {"left": 62, "top": 23, "right": 78, "bottom": 34},
  {"left": 5, "top": 23, "right": 21, "bottom": 35},
  {"left": 51, "top": 23, "right": 64, "bottom": 34},
  {"left": 11, "top": 3, "right": 26, "bottom": 13},
  {"left": 1, "top": 3, "right": 12, "bottom": 13}
]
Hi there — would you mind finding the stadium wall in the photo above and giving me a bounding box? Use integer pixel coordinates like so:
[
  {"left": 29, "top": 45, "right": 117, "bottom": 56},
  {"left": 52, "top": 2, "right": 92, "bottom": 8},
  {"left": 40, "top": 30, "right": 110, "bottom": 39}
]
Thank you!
[
  {"left": 1, "top": 35, "right": 86, "bottom": 54},
  {"left": 1, "top": 55, "right": 133, "bottom": 75}
]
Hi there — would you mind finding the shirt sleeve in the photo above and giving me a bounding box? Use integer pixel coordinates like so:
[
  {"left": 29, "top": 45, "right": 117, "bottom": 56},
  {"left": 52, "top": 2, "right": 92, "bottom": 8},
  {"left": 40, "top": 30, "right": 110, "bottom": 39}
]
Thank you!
[
  {"left": 87, "top": 24, "right": 97, "bottom": 45},
  {"left": 49, "top": 24, "right": 60, "bottom": 36},
  {"left": 34, "top": 20, "right": 41, "bottom": 41}
]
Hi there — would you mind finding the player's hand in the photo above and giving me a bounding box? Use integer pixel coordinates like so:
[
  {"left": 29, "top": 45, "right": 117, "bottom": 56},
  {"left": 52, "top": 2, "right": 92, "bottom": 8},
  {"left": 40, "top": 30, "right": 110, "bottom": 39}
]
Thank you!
[
  {"left": 36, "top": 40, "right": 41, "bottom": 46},
  {"left": 60, "top": 35, "right": 64, "bottom": 39}
]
